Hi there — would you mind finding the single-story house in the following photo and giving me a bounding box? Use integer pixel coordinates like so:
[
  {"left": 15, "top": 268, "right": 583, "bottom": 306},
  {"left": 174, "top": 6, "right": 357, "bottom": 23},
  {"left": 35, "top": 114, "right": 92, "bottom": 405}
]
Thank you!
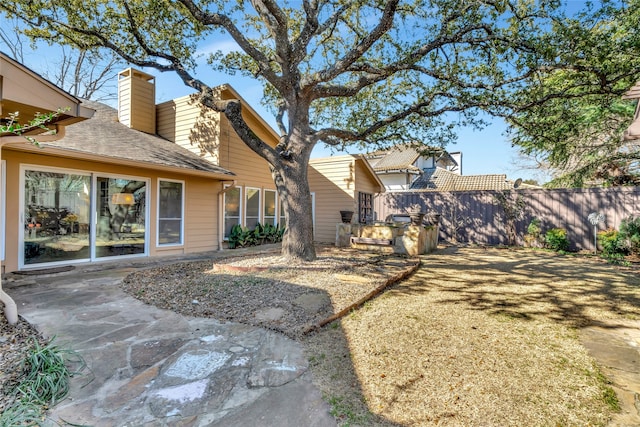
[
  {"left": 2, "top": 63, "right": 383, "bottom": 273},
  {"left": 2, "top": 67, "right": 255, "bottom": 273}
]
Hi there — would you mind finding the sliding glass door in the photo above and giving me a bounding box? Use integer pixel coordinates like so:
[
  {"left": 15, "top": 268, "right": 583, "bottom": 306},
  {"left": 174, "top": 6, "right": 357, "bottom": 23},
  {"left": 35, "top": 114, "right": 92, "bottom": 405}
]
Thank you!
[
  {"left": 22, "top": 169, "right": 91, "bottom": 265},
  {"left": 21, "top": 167, "right": 148, "bottom": 268}
]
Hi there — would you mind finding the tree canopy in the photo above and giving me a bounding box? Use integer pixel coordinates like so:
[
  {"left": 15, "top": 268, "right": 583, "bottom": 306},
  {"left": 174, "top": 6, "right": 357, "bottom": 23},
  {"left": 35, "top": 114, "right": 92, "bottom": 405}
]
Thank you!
[
  {"left": 1, "top": 0, "right": 568, "bottom": 260},
  {"left": 504, "top": 0, "right": 640, "bottom": 187}
]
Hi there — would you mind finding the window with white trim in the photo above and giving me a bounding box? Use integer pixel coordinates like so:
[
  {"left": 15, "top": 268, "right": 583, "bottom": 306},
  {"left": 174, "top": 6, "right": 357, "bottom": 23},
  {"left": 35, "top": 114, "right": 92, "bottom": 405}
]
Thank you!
[
  {"left": 278, "top": 198, "right": 286, "bottom": 228},
  {"left": 157, "top": 179, "right": 184, "bottom": 245},
  {"left": 245, "top": 187, "right": 261, "bottom": 229},
  {"left": 263, "top": 190, "right": 277, "bottom": 226},
  {"left": 223, "top": 186, "right": 241, "bottom": 239}
]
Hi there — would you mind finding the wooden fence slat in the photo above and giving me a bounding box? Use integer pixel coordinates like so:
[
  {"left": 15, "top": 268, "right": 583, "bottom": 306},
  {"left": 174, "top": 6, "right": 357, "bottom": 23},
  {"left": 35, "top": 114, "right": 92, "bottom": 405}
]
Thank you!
[{"left": 376, "top": 187, "right": 640, "bottom": 251}]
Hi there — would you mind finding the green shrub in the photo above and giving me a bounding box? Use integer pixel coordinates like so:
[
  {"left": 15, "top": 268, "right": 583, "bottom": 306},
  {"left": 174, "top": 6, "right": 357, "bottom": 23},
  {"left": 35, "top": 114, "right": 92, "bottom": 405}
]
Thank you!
[
  {"left": 619, "top": 215, "right": 640, "bottom": 255},
  {"left": 228, "top": 224, "right": 250, "bottom": 248},
  {"left": 228, "top": 223, "right": 284, "bottom": 249},
  {"left": 597, "top": 228, "right": 628, "bottom": 257},
  {"left": 545, "top": 228, "right": 569, "bottom": 252},
  {"left": 527, "top": 217, "right": 542, "bottom": 237},
  {"left": 263, "top": 223, "right": 285, "bottom": 243},
  {"left": 524, "top": 217, "right": 544, "bottom": 248}
]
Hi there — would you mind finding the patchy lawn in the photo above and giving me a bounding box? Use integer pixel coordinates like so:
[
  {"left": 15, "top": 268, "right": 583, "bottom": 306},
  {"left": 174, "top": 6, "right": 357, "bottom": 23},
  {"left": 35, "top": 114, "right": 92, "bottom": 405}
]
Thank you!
[{"left": 304, "top": 246, "right": 640, "bottom": 426}]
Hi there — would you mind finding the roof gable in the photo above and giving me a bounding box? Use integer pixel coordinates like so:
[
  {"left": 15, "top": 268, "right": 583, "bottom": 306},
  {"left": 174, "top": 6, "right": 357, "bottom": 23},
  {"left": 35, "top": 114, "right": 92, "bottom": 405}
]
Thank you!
[
  {"left": 365, "top": 144, "right": 457, "bottom": 172},
  {"left": 369, "top": 145, "right": 421, "bottom": 171}
]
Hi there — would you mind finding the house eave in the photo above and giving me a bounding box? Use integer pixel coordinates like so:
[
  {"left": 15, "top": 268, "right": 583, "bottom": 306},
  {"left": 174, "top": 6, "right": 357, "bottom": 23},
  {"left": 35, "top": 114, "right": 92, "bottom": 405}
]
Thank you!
[
  {"left": 4, "top": 143, "right": 236, "bottom": 180},
  {"left": 374, "top": 168, "right": 421, "bottom": 175}
]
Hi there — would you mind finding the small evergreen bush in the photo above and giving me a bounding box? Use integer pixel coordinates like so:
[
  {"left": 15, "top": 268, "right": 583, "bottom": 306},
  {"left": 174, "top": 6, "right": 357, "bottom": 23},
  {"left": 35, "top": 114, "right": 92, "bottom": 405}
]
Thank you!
[
  {"left": 527, "top": 217, "right": 542, "bottom": 237},
  {"left": 545, "top": 228, "right": 569, "bottom": 252},
  {"left": 619, "top": 215, "right": 640, "bottom": 255},
  {"left": 597, "top": 228, "right": 628, "bottom": 257},
  {"left": 524, "top": 217, "right": 544, "bottom": 247}
]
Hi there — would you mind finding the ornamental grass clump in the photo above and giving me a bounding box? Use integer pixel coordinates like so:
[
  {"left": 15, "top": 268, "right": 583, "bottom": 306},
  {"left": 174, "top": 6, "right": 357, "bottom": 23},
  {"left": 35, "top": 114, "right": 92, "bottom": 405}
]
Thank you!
[
  {"left": 17, "top": 338, "right": 79, "bottom": 405},
  {"left": 0, "top": 337, "right": 85, "bottom": 426}
]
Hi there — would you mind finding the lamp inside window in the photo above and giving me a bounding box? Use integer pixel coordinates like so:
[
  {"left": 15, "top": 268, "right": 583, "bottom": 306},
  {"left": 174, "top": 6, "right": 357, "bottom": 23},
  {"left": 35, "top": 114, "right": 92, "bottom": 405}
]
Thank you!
[{"left": 112, "top": 193, "right": 135, "bottom": 205}]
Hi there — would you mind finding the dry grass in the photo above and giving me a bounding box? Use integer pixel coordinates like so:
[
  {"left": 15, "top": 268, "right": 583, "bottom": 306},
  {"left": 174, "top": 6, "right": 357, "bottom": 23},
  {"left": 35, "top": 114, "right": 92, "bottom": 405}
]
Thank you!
[
  {"left": 303, "top": 246, "right": 640, "bottom": 426},
  {"left": 119, "top": 244, "right": 640, "bottom": 426}
]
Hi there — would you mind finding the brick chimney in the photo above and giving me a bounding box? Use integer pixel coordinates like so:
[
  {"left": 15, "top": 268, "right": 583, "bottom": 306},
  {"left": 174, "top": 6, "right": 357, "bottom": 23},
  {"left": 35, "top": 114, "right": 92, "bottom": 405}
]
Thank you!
[{"left": 117, "top": 68, "right": 156, "bottom": 134}]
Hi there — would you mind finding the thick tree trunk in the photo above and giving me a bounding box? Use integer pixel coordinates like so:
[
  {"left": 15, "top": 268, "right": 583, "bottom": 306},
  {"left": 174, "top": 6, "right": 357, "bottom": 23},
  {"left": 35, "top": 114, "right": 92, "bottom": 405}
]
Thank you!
[
  {"left": 211, "top": 93, "right": 317, "bottom": 261},
  {"left": 272, "top": 152, "right": 317, "bottom": 262}
]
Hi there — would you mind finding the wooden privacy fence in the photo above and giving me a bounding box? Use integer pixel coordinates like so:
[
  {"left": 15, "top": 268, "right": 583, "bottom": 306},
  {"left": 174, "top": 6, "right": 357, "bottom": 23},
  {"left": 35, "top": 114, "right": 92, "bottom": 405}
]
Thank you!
[{"left": 374, "top": 187, "right": 640, "bottom": 251}]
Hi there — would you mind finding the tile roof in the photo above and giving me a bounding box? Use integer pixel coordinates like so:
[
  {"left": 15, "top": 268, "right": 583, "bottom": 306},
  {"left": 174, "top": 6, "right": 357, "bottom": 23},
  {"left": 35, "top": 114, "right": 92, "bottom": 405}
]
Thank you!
[
  {"left": 368, "top": 145, "right": 421, "bottom": 171},
  {"left": 39, "top": 100, "right": 235, "bottom": 178},
  {"left": 410, "top": 167, "right": 526, "bottom": 191},
  {"left": 366, "top": 144, "right": 456, "bottom": 172}
]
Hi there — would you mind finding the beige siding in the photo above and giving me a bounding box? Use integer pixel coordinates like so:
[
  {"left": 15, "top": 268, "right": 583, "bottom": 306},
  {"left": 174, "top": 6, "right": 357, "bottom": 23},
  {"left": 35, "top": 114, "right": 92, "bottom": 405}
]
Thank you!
[
  {"left": 218, "top": 116, "right": 276, "bottom": 188},
  {"left": 1, "top": 55, "right": 81, "bottom": 120},
  {"left": 2, "top": 149, "right": 220, "bottom": 273},
  {"left": 156, "top": 94, "right": 221, "bottom": 165},
  {"left": 117, "top": 69, "right": 156, "bottom": 134},
  {"left": 309, "top": 156, "right": 357, "bottom": 243},
  {"left": 183, "top": 177, "right": 219, "bottom": 252},
  {"left": 355, "top": 159, "right": 382, "bottom": 195},
  {"left": 159, "top": 91, "right": 281, "bottom": 234}
]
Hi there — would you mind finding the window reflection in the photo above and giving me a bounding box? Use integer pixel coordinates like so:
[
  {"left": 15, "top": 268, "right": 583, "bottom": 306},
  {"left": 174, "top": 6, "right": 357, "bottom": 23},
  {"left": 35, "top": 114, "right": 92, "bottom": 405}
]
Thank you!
[
  {"left": 23, "top": 170, "right": 91, "bottom": 265},
  {"left": 158, "top": 180, "right": 183, "bottom": 245},
  {"left": 224, "top": 187, "right": 241, "bottom": 238},
  {"left": 96, "top": 177, "right": 146, "bottom": 258}
]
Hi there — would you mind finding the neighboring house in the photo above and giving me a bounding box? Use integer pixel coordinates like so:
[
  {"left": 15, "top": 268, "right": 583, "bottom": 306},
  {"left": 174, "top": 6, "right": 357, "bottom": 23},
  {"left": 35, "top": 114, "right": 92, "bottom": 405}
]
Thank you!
[
  {"left": 1, "top": 51, "right": 94, "bottom": 322},
  {"left": 365, "top": 144, "right": 461, "bottom": 191},
  {"left": 410, "top": 167, "right": 537, "bottom": 191},
  {"left": 2, "top": 64, "right": 382, "bottom": 273},
  {"left": 309, "top": 155, "right": 385, "bottom": 242}
]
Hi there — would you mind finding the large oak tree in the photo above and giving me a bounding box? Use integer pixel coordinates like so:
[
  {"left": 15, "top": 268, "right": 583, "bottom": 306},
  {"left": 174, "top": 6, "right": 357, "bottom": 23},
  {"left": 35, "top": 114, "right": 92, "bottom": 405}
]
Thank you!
[{"left": 2, "top": 0, "right": 561, "bottom": 260}]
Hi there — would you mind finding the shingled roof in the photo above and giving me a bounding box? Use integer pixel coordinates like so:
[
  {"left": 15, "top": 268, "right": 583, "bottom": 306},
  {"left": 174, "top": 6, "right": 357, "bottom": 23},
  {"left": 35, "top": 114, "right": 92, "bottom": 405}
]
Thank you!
[
  {"left": 32, "top": 100, "right": 235, "bottom": 179},
  {"left": 410, "top": 167, "right": 530, "bottom": 191}
]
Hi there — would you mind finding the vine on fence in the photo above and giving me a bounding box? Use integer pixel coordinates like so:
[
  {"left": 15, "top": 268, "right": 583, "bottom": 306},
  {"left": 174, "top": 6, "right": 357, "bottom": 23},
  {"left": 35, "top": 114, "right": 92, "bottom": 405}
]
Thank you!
[{"left": 494, "top": 190, "right": 526, "bottom": 246}]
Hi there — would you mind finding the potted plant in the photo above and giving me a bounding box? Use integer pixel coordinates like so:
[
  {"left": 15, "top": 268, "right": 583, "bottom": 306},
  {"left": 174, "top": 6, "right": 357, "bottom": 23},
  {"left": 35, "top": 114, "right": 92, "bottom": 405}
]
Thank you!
[{"left": 340, "top": 210, "right": 354, "bottom": 224}]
